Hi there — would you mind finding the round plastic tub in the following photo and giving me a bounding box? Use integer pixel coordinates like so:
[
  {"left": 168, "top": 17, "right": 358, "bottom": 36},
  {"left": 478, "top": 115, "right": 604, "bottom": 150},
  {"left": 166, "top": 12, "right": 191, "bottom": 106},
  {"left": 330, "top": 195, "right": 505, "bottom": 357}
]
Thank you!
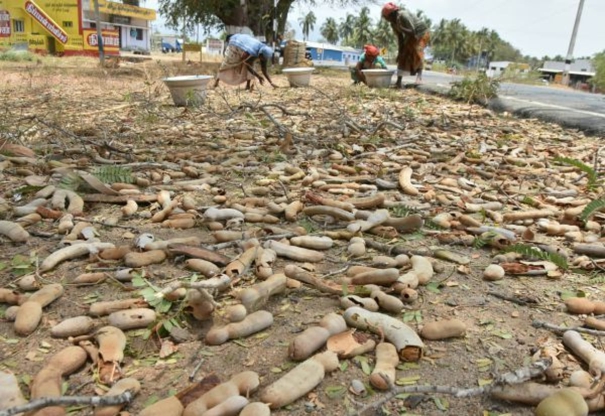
[
  {"left": 282, "top": 67, "right": 315, "bottom": 87},
  {"left": 162, "top": 75, "right": 214, "bottom": 106},
  {"left": 361, "top": 69, "right": 396, "bottom": 88}
]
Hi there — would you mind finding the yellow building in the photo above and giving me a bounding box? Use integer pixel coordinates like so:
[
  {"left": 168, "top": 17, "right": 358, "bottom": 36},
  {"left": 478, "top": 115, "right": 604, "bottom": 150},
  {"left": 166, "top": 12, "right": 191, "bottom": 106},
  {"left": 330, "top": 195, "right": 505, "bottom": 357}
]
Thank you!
[{"left": 0, "top": 0, "right": 155, "bottom": 56}]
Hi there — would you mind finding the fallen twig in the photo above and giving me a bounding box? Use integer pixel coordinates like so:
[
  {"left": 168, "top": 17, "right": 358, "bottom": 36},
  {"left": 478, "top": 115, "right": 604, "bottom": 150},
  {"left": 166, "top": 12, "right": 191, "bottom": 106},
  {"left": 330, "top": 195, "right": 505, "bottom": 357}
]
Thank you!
[
  {"left": 355, "top": 358, "right": 552, "bottom": 415},
  {"left": 189, "top": 357, "right": 205, "bottom": 382},
  {"left": 362, "top": 238, "right": 431, "bottom": 257},
  {"left": 487, "top": 290, "right": 539, "bottom": 306},
  {"left": 532, "top": 320, "right": 605, "bottom": 337},
  {"left": 155, "top": 274, "right": 231, "bottom": 298},
  {"left": 81, "top": 194, "right": 158, "bottom": 204},
  {"left": 0, "top": 391, "right": 134, "bottom": 416},
  {"left": 205, "top": 233, "right": 296, "bottom": 251}
]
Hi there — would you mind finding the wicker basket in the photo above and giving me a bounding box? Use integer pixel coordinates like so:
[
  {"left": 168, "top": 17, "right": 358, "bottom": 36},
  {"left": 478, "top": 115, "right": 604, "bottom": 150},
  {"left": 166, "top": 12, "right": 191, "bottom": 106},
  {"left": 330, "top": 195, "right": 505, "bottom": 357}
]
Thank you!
[{"left": 283, "top": 40, "right": 311, "bottom": 67}]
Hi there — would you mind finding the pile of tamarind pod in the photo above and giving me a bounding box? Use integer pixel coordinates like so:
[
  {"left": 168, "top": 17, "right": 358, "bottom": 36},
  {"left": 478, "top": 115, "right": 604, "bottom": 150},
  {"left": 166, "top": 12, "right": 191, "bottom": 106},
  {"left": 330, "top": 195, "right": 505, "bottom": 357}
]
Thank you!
[{"left": 3, "top": 71, "right": 605, "bottom": 416}]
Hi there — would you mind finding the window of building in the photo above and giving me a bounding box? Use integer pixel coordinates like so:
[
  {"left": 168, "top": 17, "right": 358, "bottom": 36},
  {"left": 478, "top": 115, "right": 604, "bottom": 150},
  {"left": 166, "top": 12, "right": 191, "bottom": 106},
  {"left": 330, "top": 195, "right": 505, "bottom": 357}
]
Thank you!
[
  {"left": 13, "top": 19, "right": 24, "bottom": 33},
  {"left": 130, "top": 28, "right": 143, "bottom": 40},
  {"left": 63, "top": 21, "right": 73, "bottom": 28}
]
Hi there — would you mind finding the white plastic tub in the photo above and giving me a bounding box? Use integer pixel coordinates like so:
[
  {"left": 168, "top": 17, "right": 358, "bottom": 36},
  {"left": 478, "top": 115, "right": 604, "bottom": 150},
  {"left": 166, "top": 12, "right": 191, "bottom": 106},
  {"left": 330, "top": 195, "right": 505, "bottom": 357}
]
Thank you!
[
  {"left": 162, "top": 75, "right": 213, "bottom": 106},
  {"left": 282, "top": 67, "right": 315, "bottom": 87},
  {"left": 362, "top": 69, "right": 396, "bottom": 88}
]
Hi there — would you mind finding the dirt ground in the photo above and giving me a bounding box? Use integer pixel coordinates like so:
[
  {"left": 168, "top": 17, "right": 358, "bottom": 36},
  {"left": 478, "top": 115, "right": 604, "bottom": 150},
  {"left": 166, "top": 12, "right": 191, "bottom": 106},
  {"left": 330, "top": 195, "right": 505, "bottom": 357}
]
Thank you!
[{"left": 1, "top": 56, "right": 605, "bottom": 416}]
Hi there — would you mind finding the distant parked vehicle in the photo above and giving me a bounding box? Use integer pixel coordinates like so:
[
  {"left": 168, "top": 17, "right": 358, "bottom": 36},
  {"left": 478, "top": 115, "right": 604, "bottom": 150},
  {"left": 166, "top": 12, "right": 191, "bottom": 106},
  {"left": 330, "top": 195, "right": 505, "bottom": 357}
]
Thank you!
[{"left": 161, "top": 37, "right": 182, "bottom": 53}]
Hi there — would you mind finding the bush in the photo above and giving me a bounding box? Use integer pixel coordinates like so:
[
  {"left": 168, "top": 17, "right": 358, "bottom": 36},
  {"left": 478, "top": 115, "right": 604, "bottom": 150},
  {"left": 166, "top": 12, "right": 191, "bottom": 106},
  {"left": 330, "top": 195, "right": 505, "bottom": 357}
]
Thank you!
[
  {"left": 592, "top": 51, "right": 605, "bottom": 92},
  {"left": 449, "top": 73, "right": 499, "bottom": 104},
  {"left": 0, "top": 50, "right": 37, "bottom": 62}
]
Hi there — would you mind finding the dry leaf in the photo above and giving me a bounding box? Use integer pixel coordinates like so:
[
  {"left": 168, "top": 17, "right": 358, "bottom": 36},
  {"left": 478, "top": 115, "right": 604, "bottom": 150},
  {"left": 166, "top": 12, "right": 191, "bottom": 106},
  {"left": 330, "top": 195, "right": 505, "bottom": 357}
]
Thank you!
[
  {"left": 159, "top": 339, "right": 178, "bottom": 358},
  {"left": 326, "top": 329, "right": 362, "bottom": 357}
]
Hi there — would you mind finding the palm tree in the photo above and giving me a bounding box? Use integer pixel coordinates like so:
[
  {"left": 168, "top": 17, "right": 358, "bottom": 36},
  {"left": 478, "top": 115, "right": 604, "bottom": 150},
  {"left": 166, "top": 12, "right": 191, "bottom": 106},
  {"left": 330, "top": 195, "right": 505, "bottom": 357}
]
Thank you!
[
  {"left": 320, "top": 17, "right": 339, "bottom": 45},
  {"left": 373, "top": 19, "right": 392, "bottom": 49},
  {"left": 352, "top": 6, "right": 373, "bottom": 48},
  {"left": 339, "top": 14, "right": 356, "bottom": 45},
  {"left": 298, "top": 11, "right": 316, "bottom": 41},
  {"left": 430, "top": 18, "right": 449, "bottom": 60},
  {"left": 442, "top": 18, "right": 467, "bottom": 63}
]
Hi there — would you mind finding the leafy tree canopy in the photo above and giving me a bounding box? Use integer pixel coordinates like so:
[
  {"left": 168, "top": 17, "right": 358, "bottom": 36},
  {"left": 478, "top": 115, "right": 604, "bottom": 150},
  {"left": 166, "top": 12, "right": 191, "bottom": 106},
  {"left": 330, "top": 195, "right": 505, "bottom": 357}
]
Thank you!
[{"left": 157, "top": 0, "right": 373, "bottom": 43}]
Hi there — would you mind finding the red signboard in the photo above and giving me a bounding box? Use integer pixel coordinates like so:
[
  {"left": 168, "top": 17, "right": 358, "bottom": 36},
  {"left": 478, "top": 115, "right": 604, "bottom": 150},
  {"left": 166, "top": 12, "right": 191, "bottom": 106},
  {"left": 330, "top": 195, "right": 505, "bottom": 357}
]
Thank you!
[
  {"left": 0, "top": 11, "right": 10, "bottom": 38},
  {"left": 24, "top": 0, "right": 68, "bottom": 44},
  {"left": 83, "top": 29, "right": 119, "bottom": 53}
]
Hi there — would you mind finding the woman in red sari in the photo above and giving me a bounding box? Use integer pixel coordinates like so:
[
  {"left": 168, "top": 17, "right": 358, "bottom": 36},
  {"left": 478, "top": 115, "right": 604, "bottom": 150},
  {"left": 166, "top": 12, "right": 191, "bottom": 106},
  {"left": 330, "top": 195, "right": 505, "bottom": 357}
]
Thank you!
[{"left": 381, "top": 2, "right": 430, "bottom": 87}]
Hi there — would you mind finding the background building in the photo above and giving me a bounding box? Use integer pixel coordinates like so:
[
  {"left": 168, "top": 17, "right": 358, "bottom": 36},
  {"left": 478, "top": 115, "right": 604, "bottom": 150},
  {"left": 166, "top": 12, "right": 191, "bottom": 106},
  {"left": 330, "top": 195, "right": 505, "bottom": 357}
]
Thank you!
[
  {"left": 0, "top": 0, "right": 155, "bottom": 56},
  {"left": 302, "top": 41, "right": 362, "bottom": 65},
  {"left": 539, "top": 59, "right": 595, "bottom": 86}
]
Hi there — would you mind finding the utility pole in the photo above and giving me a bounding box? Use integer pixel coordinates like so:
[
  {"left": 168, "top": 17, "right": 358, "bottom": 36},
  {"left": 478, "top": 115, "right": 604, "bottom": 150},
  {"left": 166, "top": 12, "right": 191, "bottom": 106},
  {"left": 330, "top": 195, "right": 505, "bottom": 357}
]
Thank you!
[
  {"left": 92, "top": 0, "right": 104, "bottom": 66},
  {"left": 562, "top": 0, "right": 585, "bottom": 86},
  {"left": 271, "top": 0, "right": 278, "bottom": 64}
]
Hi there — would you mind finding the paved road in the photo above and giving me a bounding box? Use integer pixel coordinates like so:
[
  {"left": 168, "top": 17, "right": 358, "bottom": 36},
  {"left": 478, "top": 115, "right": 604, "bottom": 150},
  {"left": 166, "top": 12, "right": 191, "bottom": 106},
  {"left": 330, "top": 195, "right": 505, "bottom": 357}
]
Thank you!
[
  {"left": 415, "top": 70, "right": 605, "bottom": 136},
  {"left": 312, "top": 62, "right": 605, "bottom": 134}
]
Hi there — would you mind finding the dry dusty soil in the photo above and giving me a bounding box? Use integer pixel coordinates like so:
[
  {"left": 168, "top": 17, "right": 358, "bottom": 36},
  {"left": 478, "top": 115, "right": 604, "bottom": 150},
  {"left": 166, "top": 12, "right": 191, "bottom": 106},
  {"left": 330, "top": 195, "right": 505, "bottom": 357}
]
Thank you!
[{"left": 1, "top": 57, "right": 605, "bottom": 416}]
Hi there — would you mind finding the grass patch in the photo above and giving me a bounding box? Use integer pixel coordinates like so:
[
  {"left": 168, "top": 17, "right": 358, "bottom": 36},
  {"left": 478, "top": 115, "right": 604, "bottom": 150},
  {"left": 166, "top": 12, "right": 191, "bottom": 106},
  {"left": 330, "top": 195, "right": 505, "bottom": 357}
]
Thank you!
[{"left": 0, "top": 50, "right": 37, "bottom": 62}]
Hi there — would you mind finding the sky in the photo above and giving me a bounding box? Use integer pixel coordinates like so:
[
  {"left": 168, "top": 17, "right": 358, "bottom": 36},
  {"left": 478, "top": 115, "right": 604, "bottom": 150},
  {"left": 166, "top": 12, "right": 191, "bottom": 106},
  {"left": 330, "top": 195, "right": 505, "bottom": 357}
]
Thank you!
[{"left": 146, "top": 0, "right": 605, "bottom": 59}]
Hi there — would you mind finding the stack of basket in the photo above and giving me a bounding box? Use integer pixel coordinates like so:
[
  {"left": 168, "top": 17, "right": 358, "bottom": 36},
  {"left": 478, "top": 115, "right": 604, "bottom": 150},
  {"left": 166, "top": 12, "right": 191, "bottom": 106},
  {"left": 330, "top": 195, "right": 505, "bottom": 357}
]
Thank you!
[{"left": 283, "top": 40, "right": 312, "bottom": 67}]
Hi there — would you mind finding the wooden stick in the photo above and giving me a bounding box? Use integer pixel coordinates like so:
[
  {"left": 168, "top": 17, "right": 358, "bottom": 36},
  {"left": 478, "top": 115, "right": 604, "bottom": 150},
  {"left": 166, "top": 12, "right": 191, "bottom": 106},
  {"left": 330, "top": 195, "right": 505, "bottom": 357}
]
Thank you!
[
  {"left": 81, "top": 194, "right": 158, "bottom": 204},
  {"left": 0, "top": 391, "right": 134, "bottom": 416},
  {"left": 355, "top": 358, "right": 552, "bottom": 416},
  {"left": 532, "top": 320, "right": 605, "bottom": 337}
]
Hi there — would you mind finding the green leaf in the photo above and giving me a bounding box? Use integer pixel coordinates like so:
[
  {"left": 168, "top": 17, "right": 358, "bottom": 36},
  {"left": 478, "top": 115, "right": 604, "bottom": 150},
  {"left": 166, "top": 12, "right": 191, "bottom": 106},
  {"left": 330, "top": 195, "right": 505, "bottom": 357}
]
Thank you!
[
  {"left": 339, "top": 361, "right": 349, "bottom": 372},
  {"left": 131, "top": 275, "right": 146, "bottom": 287},
  {"left": 504, "top": 244, "right": 568, "bottom": 270},
  {"left": 342, "top": 281, "right": 349, "bottom": 297},
  {"left": 554, "top": 156, "right": 599, "bottom": 190},
  {"left": 580, "top": 199, "right": 605, "bottom": 222},
  {"left": 20, "top": 374, "right": 31, "bottom": 386},
  {"left": 324, "top": 385, "right": 346, "bottom": 399},
  {"left": 425, "top": 282, "right": 441, "bottom": 294},
  {"left": 92, "top": 165, "right": 134, "bottom": 184},
  {"left": 395, "top": 375, "right": 420, "bottom": 385},
  {"left": 162, "top": 319, "right": 174, "bottom": 332},
  {"left": 58, "top": 172, "right": 83, "bottom": 191},
  {"left": 143, "top": 395, "right": 159, "bottom": 407},
  {"left": 492, "top": 330, "right": 512, "bottom": 339},
  {"left": 433, "top": 397, "right": 449, "bottom": 411},
  {"left": 11, "top": 254, "right": 31, "bottom": 267},
  {"left": 560, "top": 290, "right": 585, "bottom": 301},
  {"left": 139, "top": 287, "right": 156, "bottom": 300},
  {"left": 354, "top": 356, "right": 372, "bottom": 376},
  {"left": 478, "top": 378, "right": 493, "bottom": 387}
]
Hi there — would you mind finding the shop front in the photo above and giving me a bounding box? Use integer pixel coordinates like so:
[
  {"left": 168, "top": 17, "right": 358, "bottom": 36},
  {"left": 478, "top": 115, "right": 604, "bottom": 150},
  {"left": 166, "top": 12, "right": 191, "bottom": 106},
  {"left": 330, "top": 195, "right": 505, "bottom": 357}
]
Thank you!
[{"left": 0, "top": 0, "right": 155, "bottom": 56}]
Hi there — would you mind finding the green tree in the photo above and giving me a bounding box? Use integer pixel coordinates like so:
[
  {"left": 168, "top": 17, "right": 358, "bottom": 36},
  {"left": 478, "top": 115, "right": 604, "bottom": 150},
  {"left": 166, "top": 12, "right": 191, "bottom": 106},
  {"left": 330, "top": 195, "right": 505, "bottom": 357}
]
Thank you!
[
  {"left": 339, "top": 13, "right": 356, "bottom": 45},
  {"left": 591, "top": 51, "right": 605, "bottom": 91},
  {"left": 351, "top": 6, "right": 373, "bottom": 48},
  {"left": 373, "top": 18, "right": 392, "bottom": 49},
  {"left": 320, "top": 17, "right": 339, "bottom": 45},
  {"left": 157, "top": 0, "right": 372, "bottom": 45},
  {"left": 447, "top": 19, "right": 469, "bottom": 63},
  {"left": 299, "top": 11, "right": 317, "bottom": 41}
]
